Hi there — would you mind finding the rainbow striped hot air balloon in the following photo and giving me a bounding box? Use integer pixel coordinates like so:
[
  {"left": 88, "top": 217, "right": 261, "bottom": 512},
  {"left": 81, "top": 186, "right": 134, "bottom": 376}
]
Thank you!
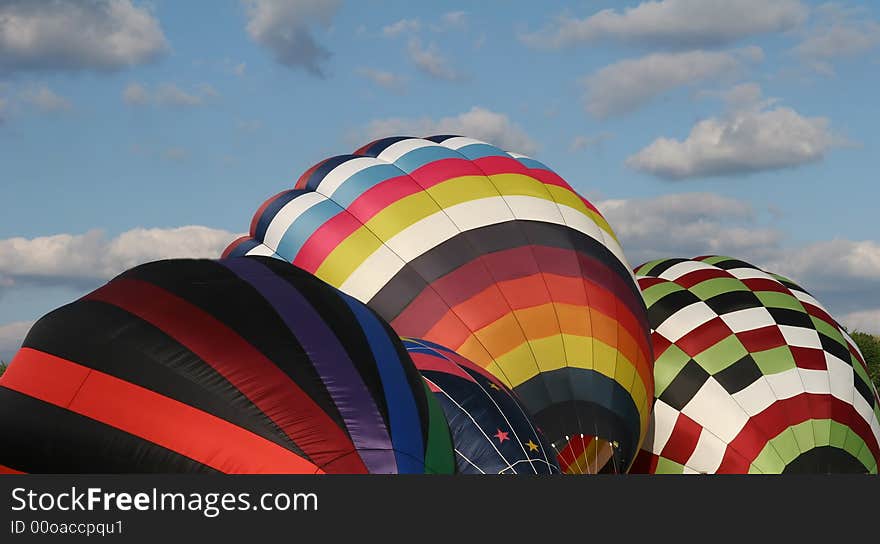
[{"left": 225, "top": 135, "right": 653, "bottom": 473}]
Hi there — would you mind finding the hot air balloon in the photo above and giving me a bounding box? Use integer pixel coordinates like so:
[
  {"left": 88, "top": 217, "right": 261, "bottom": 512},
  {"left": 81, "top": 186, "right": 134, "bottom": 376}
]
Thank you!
[
  {"left": 630, "top": 256, "right": 880, "bottom": 474},
  {"left": 224, "top": 135, "right": 653, "bottom": 473},
  {"left": 0, "top": 256, "right": 455, "bottom": 474},
  {"left": 404, "top": 337, "right": 560, "bottom": 474}
]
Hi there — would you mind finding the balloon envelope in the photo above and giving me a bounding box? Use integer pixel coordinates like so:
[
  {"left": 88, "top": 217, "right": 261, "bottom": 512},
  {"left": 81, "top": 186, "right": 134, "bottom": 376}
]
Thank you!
[
  {"left": 631, "top": 256, "right": 880, "bottom": 474},
  {"left": 224, "top": 135, "right": 654, "bottom": 473},
  {"left": 404, "top": 337, "right": 560, "bottom": 474},
  {"left": 0, "top": 256, "right": 454, "bottom": 474}
]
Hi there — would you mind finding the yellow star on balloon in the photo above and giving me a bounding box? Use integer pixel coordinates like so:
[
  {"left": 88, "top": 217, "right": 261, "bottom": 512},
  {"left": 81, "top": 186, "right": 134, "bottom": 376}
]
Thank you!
[{"left": 525, "top": 440, "right": 539, "bottom": 452}]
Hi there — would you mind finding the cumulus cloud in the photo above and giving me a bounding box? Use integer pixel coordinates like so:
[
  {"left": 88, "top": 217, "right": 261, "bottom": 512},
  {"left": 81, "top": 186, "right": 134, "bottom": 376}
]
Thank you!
[
  {"left": 19, "top": 85, "right": 72, "bottom": 113},
  {"left": 0, "top": 226, "right": 238, "bottom": 292},
  {"left": 521, "top": 0, "right": 808, "bottom": 49},
  {"left": 122, "top": 82, "right": 218, "bottom": 107},
  {"left": 356, "top": 67, "right": 407, "bottom": 93},
  {"left": 598, "top": 192, "right": 780, "bottom": 267},
  {"left": 355, "top": 107, "right": 538, "bottom": 155},
  {"left": 0, "top": 0, "right": 168, "bottom": 74},
  {"left": 626, "top": 85, "right": 838, "bottom": 180},
  {"left": 0, "top": 321, "right": 34, "bottom": 362},
  {"left": 583, "top": 48, "right": 760, "bottom": 118},
  {"left": 599, "top": 192, "right": 880, "bottom": 325},
  {"left": 407, "top": 39, "right": 463, "bottom": 81},
  {"left": 242, "top": 0, "right": 340, "bottom": 77}
]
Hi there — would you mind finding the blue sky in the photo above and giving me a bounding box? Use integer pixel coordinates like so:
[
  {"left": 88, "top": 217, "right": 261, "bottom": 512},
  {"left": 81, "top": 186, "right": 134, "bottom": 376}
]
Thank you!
[{"left": 1, "top": 0, "right": 879, "bottom": 359}]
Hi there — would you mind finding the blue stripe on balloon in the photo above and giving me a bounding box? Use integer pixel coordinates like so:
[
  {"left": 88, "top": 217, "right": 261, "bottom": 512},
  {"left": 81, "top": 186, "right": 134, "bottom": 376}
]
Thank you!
[
  {"left": 451, "top": 143, "right": 506, "bottom": 160},
  {"left": 331, "top": 163, "right": 405, "bottom": 208},
  {"left": 514, "top": 157, "right": 551, "bottom": 171},
  {"left": 391, "top": 145, "right": 460, "bottom": 173},
  {"left": 342, "top": 295, "right": 425, "bottom": 473},
  {"left": 273, "top": 198, "right": 344, "bottom": 260}
]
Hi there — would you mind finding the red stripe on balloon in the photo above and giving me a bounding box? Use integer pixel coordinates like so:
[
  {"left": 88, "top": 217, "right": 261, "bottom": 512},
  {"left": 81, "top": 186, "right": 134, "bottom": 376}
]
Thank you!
[
  {"left": 85, "top": 279, "right": 367, "bottom": 473},
  {"left": 717, "top": 393, "right": 879, "bottom": 473},
  {"left": 1, "top": 349, "right": 323, "bottom": 474}
]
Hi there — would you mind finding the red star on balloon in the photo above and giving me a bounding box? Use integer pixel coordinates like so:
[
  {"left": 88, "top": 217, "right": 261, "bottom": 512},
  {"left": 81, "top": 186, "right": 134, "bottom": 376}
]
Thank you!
[{"left": 494, "top": 429, "right": 509, "bottom": 443}]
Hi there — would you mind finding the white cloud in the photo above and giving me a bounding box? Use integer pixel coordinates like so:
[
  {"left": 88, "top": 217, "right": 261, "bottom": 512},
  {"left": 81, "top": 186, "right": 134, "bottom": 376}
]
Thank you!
[
  {"left": 430, "top": 11, "right": 467, "bottom": 32},
  {"left": 570, "top": 132, "right": 613, "bottom": 152},
  {"left": 356, "top": 67, "right": 407, "bottom": 93},
  {"left": 521, "top": 0, "right": 808, "bottom": 49},
  {"left": 0, "top": 321, "right": 34, "bottom": 362},
  {"left": 355, "top": 107, "right": 538, "bottom": 155},
  {"left": 407, "top": 39, "right": 463, "bottom": 81},
  {"left": 626, "top": 85, "right": 838, "bottom": 180},
  {"left": 794, "top": 3, "right": 880, "bottom": 74},
  {"left": 243, "top": 0, "right": 340, "bottom": 76},
  {"left": 599, "top": 192, "right": 880, "bottom": 324},
  {"left": 123, "top": 82, "right": 150, "bottom": 105},
  {"left": 122, "top": 82, "right": 218, "bottom": 107},
  {"left": 584, "top": 48, "right": 759, "bottom": 118},
  {"left": 0, "top": 226, "right": 238, "bottom": 290},
  {"left": 598, "top": 192, "right": 779, "bottom": 267},
  {"left": 383, "top": 18, "right": 421, "bottom": 37},
  {"left": 839, "top": 309, "right": 880, "bottom": 335},
  {"left": 19, "top": 85, "right": 72, "bottom": 112},
  {"left": 0, "top": 0, "right": 168, "bottom": 74}
]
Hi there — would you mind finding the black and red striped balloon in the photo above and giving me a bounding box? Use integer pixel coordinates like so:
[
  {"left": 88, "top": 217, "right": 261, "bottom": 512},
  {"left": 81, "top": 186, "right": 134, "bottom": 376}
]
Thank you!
[{"left": 0, "top": 257, "right": 455, "bottom": 474}]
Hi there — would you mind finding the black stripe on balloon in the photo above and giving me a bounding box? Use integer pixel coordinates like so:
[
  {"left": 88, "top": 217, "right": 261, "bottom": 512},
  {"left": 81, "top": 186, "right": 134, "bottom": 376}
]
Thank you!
[
  {"left": 304, "top": 155, "right": 360, "bottom": 191},
  {"left": 357, "top": 136, "right": 414, "bottom": 157},
  {"left": 118, "top": 259, "right": 348, "bottom": 436},
  {"left": 782, "top": 446, "right": 868, "bottom": 474},
  {"left": 531, "top": 400, "right": 637, "bottom": 471},
  {"left": 0, "top": 387, "right": 216, "bottom": 474},
  {"left": 712, "top": 258, "right": 761, "bottom": 271},
  {"left": 513, "top": 367, "right": 642, "bottom": 467},
  {"left": 267, "top": 258, "right": 393, "bottom": 432},
  {"left": 21, "top": 299, "right": 306, "bottom": 459},
  {"left": 658, "top": 360, "right": 710, "bottom": 411},
  {"left": 766, "top": 308, "right": 814, "bottom": 329},
  {"left": 640, "top": 258, "right": 689, "bottom": 278},
  {"left": 647, "top": 289, "right": 702, "bottom": 330},
  {"left": 713, "top": 354, "right": 763, "bottom": 395},
  {"left": 818, "top": 331, "right": 854, "bottom": 366},
  {"left": 424, "top": 135, "right": 460, "bottom": 144},
  {"left": 253, "top": 189, "right": 309, "bottom": 242},
  {"left": 854, "top": 373, "right": 876, "bottom": 409},
  {"left": 703, "top": 290, "right": 763, "bottom": 315},
  {"left": 368, "top": 220, "right": 644, "bottom": 323}
]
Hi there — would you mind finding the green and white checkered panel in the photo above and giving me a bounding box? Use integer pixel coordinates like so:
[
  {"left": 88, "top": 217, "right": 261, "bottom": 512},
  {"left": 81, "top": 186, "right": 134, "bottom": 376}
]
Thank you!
[{"left": 630, "top": 256, "right": 880, "bottom": 474}]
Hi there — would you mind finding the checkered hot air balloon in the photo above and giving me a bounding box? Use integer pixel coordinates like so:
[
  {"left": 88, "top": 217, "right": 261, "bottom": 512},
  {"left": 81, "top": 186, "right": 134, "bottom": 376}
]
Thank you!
[
  {"left": 631, "top": 256, "right": 880, "bottom": 474},
  {"left": 0, "top": 257, "right": 455, "bottom": 474},
  {"left": 224, "top": 135, "right": 654, "bottom": 473}
]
